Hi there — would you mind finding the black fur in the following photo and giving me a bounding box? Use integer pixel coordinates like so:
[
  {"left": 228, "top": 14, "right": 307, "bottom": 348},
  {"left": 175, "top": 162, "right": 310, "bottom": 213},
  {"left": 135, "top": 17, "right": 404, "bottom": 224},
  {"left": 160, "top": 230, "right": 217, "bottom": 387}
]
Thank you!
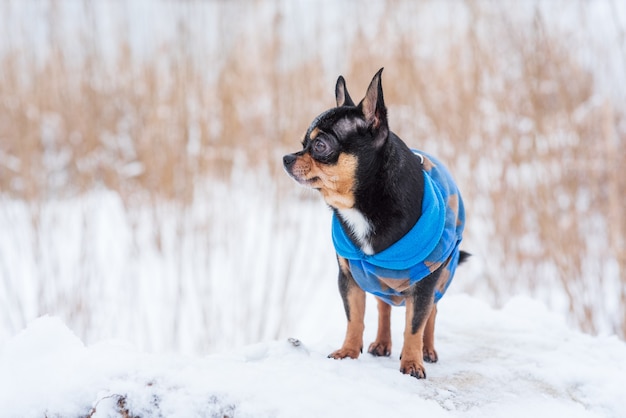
[
  {"left": 350, "top": 132, "right": 424, "bottom": 253},
  {"left": 337, "top": 260, "right": 353, "bottom": 320}
]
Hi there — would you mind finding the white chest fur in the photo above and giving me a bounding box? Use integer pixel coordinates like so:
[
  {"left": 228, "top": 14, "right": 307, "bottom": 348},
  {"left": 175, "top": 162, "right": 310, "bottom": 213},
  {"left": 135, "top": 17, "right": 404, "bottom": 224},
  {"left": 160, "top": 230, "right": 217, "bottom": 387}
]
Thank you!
[{"left": 337, "top": 208, "right": 374, "bottom": 255}]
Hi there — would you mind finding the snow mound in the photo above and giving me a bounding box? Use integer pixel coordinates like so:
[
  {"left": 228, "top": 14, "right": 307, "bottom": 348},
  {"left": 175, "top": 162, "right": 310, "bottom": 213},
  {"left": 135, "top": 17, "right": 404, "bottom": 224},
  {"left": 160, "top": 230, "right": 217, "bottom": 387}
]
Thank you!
[{"left": 1, "top": 295, "right": 625, "bottom": 417}]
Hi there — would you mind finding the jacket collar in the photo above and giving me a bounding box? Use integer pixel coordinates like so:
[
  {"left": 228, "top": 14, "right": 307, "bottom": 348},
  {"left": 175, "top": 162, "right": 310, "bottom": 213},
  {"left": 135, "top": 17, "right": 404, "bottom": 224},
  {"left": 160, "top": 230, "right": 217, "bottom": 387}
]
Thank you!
[{"left": 332, "top": 169, "right": 446, "bottom": 270}]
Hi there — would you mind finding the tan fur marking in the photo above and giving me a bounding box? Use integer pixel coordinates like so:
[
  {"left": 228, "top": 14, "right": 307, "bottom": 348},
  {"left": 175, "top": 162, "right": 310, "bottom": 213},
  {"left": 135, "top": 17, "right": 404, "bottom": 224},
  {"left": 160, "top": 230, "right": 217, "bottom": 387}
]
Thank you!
[
  {"left": 379, "top": 277, "right": 411, "bottom": 292},
  {"left": 319, "top": 154, "right": 357, "bottom": 209},
  {"left": 292, "top": 152, "right": 357, "bottom": 209},
  {"left": 309, "top": 127, "right": 320, "bottom": 140},
  {"left": 337, "top": 256, "right": 350, "bottom": 277},
  {"left": 368, "top": 297, "right": 392, "bottom": 357},
  {"left": 329, "top": 276, "right": 366, "bottom": 360}
]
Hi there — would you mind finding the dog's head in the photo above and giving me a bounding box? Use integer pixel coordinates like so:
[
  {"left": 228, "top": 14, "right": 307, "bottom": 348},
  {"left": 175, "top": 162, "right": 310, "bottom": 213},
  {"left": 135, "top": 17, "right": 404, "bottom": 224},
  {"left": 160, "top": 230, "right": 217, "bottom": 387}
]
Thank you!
[{"left": 283, "top": 68, "right": 389, "bottom": 210}]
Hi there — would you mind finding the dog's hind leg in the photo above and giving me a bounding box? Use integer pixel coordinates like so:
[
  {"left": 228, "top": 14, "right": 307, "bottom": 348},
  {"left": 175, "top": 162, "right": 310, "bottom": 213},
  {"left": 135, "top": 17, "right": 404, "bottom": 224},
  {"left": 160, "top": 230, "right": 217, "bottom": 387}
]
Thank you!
[
  {"left": 329, "top": 256, "right": 366, "bottom": 360},
  {"left": 399, "top": 271, "right": 439, "bottom": 379},
  {"left": 422, "top": 304, "right": 438, "bottom": 363},
  {"left": 368, "top": 297, "right": 392, "bottom": 357},
  {"left": 400, "top": 297, "right": 432, "bottom": 379}
]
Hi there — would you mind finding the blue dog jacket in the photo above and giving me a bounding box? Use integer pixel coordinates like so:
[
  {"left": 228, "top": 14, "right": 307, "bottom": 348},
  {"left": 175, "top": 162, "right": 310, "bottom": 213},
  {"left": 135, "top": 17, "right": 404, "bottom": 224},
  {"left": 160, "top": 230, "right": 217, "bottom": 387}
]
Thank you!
[{"left": 332, "top": 151, "right": 465, "bottom": 306}]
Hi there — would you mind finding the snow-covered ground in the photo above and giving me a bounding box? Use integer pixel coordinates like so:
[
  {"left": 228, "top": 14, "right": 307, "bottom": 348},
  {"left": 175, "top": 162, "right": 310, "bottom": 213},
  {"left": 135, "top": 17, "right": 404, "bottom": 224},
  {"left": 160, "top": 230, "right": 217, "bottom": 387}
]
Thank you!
[
  {"left": 2, "top": 1, "right": 626, "bottom": 416},
  {"left": 2, "top": 294, "right": 625, "bottom": 417}
]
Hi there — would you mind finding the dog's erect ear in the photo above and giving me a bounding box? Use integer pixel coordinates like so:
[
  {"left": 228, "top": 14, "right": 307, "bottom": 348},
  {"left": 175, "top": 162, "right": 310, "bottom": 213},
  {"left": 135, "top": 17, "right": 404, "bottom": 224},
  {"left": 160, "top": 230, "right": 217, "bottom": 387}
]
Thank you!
[
  {"left": 360, "top": 68, "right": 388, "bottom": 145},
  {"left": 335, "top": 76, "right": 355, "bottom": 107}
]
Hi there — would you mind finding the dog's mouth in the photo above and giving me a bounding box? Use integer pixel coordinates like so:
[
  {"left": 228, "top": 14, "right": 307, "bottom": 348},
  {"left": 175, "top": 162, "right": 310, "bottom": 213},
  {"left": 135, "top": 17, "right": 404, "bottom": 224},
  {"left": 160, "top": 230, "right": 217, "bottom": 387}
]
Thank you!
[
  {"left": 304, "top": 176, "right": 320, "bottom": 185},
  {"left": 291, "top": 173, "right": 320, "bottom": 188}
]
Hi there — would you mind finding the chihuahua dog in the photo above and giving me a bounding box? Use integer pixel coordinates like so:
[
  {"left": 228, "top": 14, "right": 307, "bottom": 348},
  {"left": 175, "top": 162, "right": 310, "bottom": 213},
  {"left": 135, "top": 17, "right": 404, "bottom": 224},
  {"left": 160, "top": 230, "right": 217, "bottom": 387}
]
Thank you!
[{"left": 283, "top": 69, "right": 468, "bottom": 379}]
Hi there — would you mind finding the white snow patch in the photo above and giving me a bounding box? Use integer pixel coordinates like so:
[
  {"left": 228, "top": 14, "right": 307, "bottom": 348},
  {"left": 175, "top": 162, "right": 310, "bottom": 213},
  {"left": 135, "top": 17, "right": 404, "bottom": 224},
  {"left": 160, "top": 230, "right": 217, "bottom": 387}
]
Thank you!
[{"left": 1, "top": 295, "right": 624, "bottom": 417}]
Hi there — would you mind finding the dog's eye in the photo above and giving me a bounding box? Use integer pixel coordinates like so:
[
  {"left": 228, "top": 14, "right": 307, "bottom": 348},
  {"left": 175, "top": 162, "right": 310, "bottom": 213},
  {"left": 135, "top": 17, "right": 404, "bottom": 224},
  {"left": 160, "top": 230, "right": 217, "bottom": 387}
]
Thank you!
[
  {"left": 313, "top": 139, "right": 329, "bottom": 155},
  {"left": 310, "top": 136, "right": 337, "bottom": 162}
]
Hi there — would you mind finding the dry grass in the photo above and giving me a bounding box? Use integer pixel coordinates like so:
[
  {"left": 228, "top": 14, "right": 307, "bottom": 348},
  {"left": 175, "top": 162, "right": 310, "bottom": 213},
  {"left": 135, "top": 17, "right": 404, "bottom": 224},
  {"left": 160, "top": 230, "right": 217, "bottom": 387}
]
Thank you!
[{"left": 1, "top": 0, "right": 624, "bottom": 338}]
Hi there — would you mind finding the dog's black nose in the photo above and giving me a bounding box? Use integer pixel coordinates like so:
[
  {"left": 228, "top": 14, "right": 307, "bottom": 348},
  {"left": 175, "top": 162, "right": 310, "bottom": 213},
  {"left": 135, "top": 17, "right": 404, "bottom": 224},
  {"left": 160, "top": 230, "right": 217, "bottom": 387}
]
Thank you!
[{"left": 283, "top": 154, "right": 297, "bottom": 168}]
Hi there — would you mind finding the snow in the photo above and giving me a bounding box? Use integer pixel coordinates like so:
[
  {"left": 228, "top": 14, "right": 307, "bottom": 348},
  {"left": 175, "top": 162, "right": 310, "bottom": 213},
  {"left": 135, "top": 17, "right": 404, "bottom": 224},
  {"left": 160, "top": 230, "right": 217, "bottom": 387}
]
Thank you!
[{"left": 2, "top": 295, "right": 625, "bottom": 417}]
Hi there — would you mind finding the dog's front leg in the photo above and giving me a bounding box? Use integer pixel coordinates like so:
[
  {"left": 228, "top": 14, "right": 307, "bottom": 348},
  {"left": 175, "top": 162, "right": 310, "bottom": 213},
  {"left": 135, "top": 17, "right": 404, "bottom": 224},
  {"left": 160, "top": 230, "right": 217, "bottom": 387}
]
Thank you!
[
  {"left": 368, "top": 297, "right": 392, "bottom": 357},
  {"left": 399, "top": 273, "right": 438, "bottom": 379},
  {"left": 329, "top": 256, "right": 365, "bottom": 359}
]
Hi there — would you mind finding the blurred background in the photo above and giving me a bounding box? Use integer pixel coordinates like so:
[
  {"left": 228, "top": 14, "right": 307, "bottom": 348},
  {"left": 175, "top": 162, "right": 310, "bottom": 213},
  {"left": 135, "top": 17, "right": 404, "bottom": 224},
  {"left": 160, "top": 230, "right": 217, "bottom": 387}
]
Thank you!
[{"left": 0, "top": 0, "right": 625, "bottom": 353}]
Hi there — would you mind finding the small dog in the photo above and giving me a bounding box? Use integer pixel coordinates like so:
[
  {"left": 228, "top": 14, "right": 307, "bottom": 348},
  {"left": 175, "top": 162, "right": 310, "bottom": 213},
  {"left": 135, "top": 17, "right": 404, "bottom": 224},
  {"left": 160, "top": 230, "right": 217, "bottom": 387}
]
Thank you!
[{"left": 283, "top": 69, "right": 468, "bottom": 379}]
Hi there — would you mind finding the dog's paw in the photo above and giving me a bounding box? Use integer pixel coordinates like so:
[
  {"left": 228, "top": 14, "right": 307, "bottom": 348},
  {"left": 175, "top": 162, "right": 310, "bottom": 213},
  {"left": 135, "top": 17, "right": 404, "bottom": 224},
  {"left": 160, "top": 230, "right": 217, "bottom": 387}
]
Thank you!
[
  {"left": 422, "top": 347, "right": 438, "bottom": 363},
  {"left": 367, "top": 341, "right": 392, "bottom": 357},
  {"left": 400, "top": 359, "right": 427, "bottom": 379},
  {"left": 328, "top": 347, "right": 361, "bottom": 360}
]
